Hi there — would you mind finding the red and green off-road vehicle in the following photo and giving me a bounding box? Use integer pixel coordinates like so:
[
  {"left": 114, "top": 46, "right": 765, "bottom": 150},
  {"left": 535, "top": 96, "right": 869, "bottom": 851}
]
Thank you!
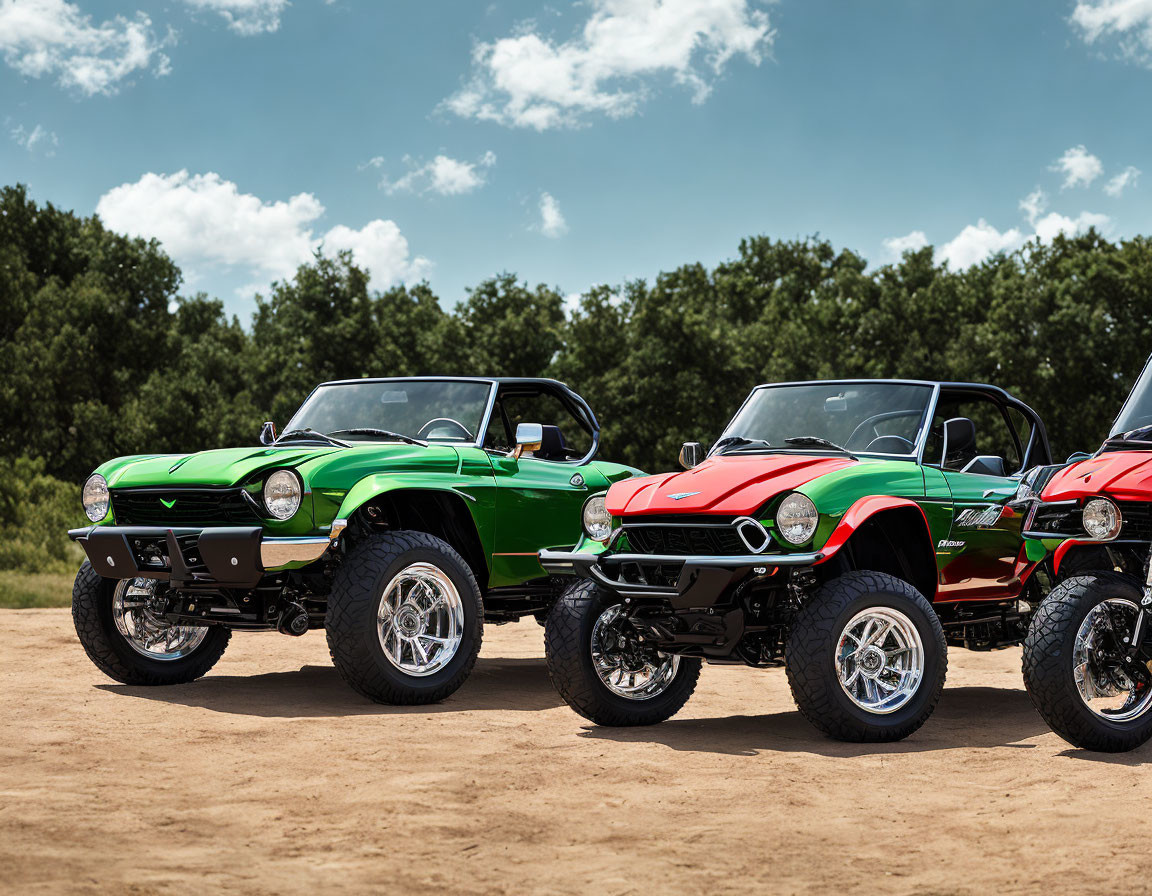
[{"left": 541, "top": 379, "right": 1054, "bottom": 742}]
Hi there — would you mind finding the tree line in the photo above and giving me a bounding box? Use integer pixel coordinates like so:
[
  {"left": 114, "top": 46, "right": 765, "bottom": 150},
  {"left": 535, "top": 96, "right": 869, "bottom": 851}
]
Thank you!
[{"left": 4, "top": 182, "right": 1152, "bottom": 489}]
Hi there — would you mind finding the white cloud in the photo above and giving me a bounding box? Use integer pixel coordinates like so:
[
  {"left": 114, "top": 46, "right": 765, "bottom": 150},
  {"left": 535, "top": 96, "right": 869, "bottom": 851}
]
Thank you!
[
  {"left": 1032, "top": 210, "right": 1111, "bottom": 242},
  {"left": 1105, "top": 165, "right": 1141, "bottom": 197},
  {"left": 96, "top": 170, "right": 429, "bottom": 290},
  {"left": 1071, "top": 0, "right": 1152, "bottom": 59},
  {"left": 539, "top": 192, "right": 568, "bottom": 238},
  {"left": 0, "top": 0, "right": 169, "bottom": 95},
  {"left": 182, "top": 0, "right": 289, "bottom": 35},
  {"left": 380, "top": 151, "right": 496, "bottom": 196},
  {"left": 10, "top": 122, "right": 58, "bottom": 155},
  {"left": 445, "top": 0, "right": 774, "bottom": 129},
  {"left": 882, "top": 230, "right": 928, "bottom": 259},
  {"left": 1051, "top": 145, "right": 1103, "bottom": 189},
  {"left": 938, "top": 220, "right": 1025, "bottom": 269},
  {"left": 1019, "top": 188, "right": 1047, "bottom": 226}
]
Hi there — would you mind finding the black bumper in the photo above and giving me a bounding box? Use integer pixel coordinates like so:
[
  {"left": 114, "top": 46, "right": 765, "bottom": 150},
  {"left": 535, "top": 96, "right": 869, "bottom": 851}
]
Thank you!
[
  {"left": 539, "top": 548, "right": 824, "bottom": 609},
  {"left": 70, "top": 525, "right": 267, "bottom": 587}
]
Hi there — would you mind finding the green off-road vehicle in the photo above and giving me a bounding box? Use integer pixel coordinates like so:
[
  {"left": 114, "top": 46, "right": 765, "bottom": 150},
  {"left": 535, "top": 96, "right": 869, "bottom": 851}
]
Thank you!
[{"left": 69, "top": 377, "right": 638, "bottom": 704}]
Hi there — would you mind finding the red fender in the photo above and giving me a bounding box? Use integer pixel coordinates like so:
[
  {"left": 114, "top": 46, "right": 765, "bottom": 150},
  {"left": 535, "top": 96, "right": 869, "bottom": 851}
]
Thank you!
[
  {"left": 1051, "top": 539, "right": 1100, "bottom": 578},
  {"left": 814, "top": 496, "right": 931, "bottom": 563}
]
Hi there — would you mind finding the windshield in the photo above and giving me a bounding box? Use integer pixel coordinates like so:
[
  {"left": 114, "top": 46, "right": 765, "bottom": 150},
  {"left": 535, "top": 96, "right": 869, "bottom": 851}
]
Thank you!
[
  {"left": 719, "top": 382, "right": 934, "bottom": 456},
  {"left": 1110, "top": 356, "right": 1152, "bottom": 438},
  {"left": 284, "top": 380, "right": 492, "bottom": 443}
]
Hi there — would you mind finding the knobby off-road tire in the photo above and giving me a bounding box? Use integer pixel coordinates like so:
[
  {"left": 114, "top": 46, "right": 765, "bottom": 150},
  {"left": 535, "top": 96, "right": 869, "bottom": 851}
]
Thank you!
[
  {"left": 544, "top": 580, "right": 702, "bottom": 726},
  {"left": 72, "top": 561, "right": 230, "bottom": 685},
  {"left": 325, "top": 531, "right": 483, "bottom": 705},
  {"left": 1023, "top": 572, "right": 1152, "bottom": 753},
  {"left": 785, "top": 570, "right": 947, "bottom": 743}
]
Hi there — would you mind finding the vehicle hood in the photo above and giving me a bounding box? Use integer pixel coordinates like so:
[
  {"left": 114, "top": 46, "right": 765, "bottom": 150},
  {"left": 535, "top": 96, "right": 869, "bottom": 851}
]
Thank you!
[
  {"left": 1041, "top": 450, "right": 1152, "bottom": 502},
  {"left": 101, "top": 445, "right": 345, "bottom": 488},
  {"left": 605, "top": 453, "right": 857, "bottom": 516}
]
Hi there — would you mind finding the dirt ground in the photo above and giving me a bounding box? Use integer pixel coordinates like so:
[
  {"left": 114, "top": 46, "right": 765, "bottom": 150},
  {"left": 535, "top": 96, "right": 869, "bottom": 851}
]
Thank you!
[{"left": 2, "top": 609, "right": 1150, "bottom": 896}]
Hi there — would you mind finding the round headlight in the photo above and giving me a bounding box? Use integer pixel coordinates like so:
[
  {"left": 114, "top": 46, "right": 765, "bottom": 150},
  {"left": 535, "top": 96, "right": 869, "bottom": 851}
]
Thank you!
[
  {"left": 264, "top": 470, "right": 302, "bottom": 520},
  {"left": 777, "top": 492, "right": 818, "bottom": 545},
  {"left": 582, "top": 494, "right": 613, "bottom": 543},
  {"left": 1083, "top": 497, "right": 1122, "bottom": 541},
  {"left": 82, "top": 474, "right": 109, "bottom": 522}
]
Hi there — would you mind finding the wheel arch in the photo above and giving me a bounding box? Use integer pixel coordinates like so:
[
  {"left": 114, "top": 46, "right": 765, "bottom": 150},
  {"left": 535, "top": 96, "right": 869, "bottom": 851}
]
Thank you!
[
  {"left": 814, "top": 498, "right": 938, "bottom": 600},
  {"left": 337, "top": 480, "right": 493, "bottom": 592}
]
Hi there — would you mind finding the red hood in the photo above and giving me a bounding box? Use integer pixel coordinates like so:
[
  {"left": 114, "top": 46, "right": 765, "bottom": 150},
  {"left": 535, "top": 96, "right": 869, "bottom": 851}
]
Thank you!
[
  {"left": 605, "top": 453, "right": 856, "bottom": 516},
  {"left": 1041, "top": 450, "right": 1152, "bottom": 502}
]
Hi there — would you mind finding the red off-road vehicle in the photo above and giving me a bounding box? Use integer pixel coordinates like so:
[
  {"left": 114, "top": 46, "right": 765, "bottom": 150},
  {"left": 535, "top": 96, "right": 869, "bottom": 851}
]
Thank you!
[{"left": 1023, "top": 356, "right": 1152, "bottom": 752}]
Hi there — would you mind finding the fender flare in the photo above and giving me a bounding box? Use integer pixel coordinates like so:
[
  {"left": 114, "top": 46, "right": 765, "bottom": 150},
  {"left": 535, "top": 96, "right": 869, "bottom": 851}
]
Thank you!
[
  {"left": 334, "top": 473, "right": 495, "bottom": 556},
  {"left": 814, "top": 495, "right": 932, "bottom": 562},
  {"left": 1051, "top": 538, "right": 1108, "bottom": 579}
]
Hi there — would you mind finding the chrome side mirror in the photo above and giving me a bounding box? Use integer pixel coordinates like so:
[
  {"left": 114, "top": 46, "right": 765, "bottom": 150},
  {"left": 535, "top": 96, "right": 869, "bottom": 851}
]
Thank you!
[
  {"left": 259, "top": 421, "right": 277, "bottom": 446},
  {"left": 513, "top": 422, "right": 543, "bottom": 459},
  {"left": 679, "top": 441, "right": 702, "bottom": 470}
]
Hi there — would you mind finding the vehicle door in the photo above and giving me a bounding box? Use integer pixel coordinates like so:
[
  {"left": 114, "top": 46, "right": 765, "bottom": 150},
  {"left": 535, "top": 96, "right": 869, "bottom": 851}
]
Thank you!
[
  {"left": 925, "top": 390, "right": 1033, "bottom": 600},
  {"left": 484, "top": 387, "right": 604, "bottom": 587}
]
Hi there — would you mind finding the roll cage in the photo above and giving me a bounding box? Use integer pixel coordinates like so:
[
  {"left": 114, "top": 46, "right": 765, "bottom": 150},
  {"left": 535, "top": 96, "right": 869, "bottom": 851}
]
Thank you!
[{"left": 713, "top": 379, "right": 1052, "bottom": 474}]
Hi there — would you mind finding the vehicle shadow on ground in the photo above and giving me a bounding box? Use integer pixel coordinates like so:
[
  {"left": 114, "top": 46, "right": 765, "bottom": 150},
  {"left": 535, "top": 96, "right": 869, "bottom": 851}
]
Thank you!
[
  {"left": 95, "top": 656, "right": 564, "bottom": 718},
  {"left": 580, "top": 686, "right": 1053, "bottom": 757}
]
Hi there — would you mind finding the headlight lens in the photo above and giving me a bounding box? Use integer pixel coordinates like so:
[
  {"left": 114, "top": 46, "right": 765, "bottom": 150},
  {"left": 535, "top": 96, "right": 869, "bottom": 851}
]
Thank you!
[
  {"left": 264, "top": 470, "right": 302, "bottom": 520},
  {"left": 82, "top": 474, "right": 109, "bottom": 522},
  {"left": 582, "top": 494, "right": 613, "bottom": 542},
  {"left": 1083, "top": 497, "right": 1122, "bottom": 540},
  {"left": 777, "top": 492, "right": 818, "bottom": 545}
]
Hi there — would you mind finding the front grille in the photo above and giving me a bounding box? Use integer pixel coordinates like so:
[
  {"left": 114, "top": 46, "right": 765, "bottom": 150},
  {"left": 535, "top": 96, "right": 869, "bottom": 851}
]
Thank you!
[
  {"left": 111, "top": 488, "right": 262, "bottom": 527},
  {"left": 1119, "top": 502, "right": 1152, "bottom": 541},
  {"left": 623, "top": 518, "right": 747, "bottom": 556}
]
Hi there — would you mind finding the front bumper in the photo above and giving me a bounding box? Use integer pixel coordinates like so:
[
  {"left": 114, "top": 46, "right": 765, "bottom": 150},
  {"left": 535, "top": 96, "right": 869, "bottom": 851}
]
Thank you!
[
  {"left": 539, "top": 548, "right": 823, "bottom": 608},
  {"left": 69, "top": 519, "right": 347, "bottom": 587}
]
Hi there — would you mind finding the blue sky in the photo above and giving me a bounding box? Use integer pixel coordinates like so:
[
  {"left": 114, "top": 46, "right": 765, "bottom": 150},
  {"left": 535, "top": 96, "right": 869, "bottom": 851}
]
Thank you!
[{"left": 2, "top": 0, "right": 1150, "bottom": 318}]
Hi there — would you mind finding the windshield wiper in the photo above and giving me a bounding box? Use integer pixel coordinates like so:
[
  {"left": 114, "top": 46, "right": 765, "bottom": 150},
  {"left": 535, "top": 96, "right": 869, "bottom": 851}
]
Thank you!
[
  {"left": 784, "top": 436, "right": 857, "bottom": 458},
  {"left": 275, "top": 428, "right": 350, "bottom": 448},
  {"left": 329, "top": 428, "right": 427, "bottom": 447},
  {"left": 713, "top": 436, "right": 773, "bottom": 454}
]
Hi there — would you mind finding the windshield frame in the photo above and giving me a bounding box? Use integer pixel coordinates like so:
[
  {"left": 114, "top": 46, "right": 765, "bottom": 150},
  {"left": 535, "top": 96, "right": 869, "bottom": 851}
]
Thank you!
[
  {"left": 714, "top": 380, "right": 942, "bottom": 463},
  {"left": 1109, "top": 353, "right": 1152, "bottom": 440},
  {"left": 284, "top": 377, "right": 499, "bottom": 448}
]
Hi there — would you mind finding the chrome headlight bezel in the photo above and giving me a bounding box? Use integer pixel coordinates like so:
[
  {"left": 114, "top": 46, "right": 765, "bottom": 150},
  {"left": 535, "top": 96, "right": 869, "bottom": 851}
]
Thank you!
[
  {"left": 776, "top": 492, "right": 819, "bottom": 545},
  {"left": 1082, "top": 496, "right": 1122, "bottom": 541},
  {"left": 263, "top": 470, "right": 303, "bottom": 521},
  {"left": 82, "top": 474, "right": 110, "bottom": 522},
  {"left": 582, "top": 493, "right": 613, "bottom": 543}
]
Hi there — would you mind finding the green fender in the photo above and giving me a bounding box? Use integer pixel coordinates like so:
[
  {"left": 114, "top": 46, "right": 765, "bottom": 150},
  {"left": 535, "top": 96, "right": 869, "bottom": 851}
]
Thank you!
[{"left": 334, "top": 471, "right": 498, "bottom": 568}]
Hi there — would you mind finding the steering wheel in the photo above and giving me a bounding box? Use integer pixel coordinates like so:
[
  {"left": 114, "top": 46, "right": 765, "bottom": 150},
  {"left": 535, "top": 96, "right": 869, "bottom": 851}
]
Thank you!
[
  {"left": 416, "top": 417, "right": 474, "bottom": 441},
  {"left": 863, "top": 435, "right": 915, "bottom": 453},
  {"left": 845, "top": 410, "right": 919, "bottom": 451}
]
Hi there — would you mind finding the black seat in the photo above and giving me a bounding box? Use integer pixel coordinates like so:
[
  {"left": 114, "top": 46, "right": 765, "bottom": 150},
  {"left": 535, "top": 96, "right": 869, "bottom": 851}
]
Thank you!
[
  {"left": 943, "top": 417, "right": 977, "bottom": 469},
  {"left": 534, "top": 425, "right": 568, "bottom": 461}
]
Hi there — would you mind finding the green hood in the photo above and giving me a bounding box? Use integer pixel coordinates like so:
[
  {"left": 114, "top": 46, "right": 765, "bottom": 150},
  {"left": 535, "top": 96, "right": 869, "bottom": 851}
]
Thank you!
[{"left": 99, "top": 446, "right": 344, "bottom": 488}]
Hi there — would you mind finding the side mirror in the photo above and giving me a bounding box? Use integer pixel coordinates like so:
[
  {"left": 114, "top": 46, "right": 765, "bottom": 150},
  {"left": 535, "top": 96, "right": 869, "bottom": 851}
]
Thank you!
[
  {"left": 259, "top": 421, "right": 277, "bottom": 446},
  {"left": 940, "top": 417, "right": 975, "bottom": 467},
  {"left": 679, "top": 441, "right": 702, "bottom": 470},
  {"left": 513, "top": 422, "right": 543, "bottom": 459}
]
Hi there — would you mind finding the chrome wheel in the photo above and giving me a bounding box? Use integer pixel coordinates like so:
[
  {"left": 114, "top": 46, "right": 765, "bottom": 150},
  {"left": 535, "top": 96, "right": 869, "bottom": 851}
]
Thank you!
[
  {"left": 1073, "top": 598, "right": 1152, "bottom": 722},
  {"left": 590, "top": 604, "right": 680, "bottom": 700},
  {"left": 112, "top": 578, "right": 209, "bottom": 660},
  {"left": 377, "top": 563, "right": 464, "bottom": 677},
  {"left": 835, "top": 607, "right": 924, "bottom": 714}
]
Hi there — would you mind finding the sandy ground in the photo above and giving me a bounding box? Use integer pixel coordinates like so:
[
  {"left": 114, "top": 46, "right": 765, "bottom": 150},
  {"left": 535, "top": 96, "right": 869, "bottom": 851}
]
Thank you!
[{"left": 2, "top": 609, "right": 1150, "bottom": 896}]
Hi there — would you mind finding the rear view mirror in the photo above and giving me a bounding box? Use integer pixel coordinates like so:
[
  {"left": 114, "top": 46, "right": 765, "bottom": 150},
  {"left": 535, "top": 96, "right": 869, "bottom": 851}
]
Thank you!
[
  {"left": 824, "top": 395, "right": 847, "bottom": 413},
  {"left": 513, "top": 422, "right": 543, "bottom": 459},
  {"left": 259, "top": 421, "right": 277, "bottom": 446},
  {"left": 679, "top": 441, "right": 702, "bottom": 470}
]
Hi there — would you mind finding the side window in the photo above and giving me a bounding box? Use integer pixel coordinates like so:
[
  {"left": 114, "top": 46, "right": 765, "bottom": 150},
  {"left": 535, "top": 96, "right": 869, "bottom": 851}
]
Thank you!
[
  {"left": 483, "top": 391, "right": 592, "bottom": 461},
  {"left": 923, "top": 394, "right": 1022, "bottom": 474}
]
